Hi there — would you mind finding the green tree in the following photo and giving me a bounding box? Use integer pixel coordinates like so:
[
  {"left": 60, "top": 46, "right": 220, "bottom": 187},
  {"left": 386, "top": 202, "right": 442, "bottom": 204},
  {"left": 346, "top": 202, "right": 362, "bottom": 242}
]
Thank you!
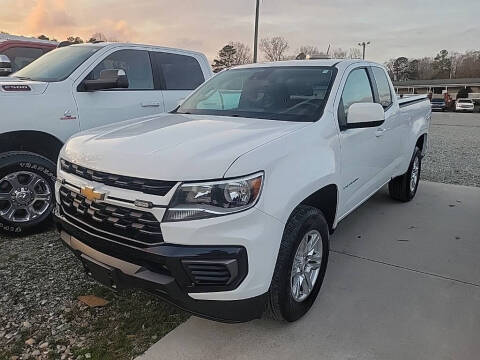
[
  {"left": 393, "top": 57, "right": 409, "bottom": 81},
  {"left": 433, "top": 50, "right": 452, "bottom": 78},
  {"left": 456, "top": 86, "right": 472, "bottom": 99},
  {"left": 66, "top": 36, "right": 84, "bottom": 44},
  {"left": 212, "top": 44, "right": 238, "bottom": 73},
  {"left": 407, "top": 59, "right": 419, "bottom": 80}
]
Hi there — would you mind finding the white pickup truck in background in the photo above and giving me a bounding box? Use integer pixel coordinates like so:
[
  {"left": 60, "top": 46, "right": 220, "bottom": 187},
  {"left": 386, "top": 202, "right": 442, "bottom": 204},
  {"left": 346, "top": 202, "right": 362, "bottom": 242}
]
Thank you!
[
  {"left": 54, "top": 59, "right": 431, "bottom": 322},
  {"left": 0, "top": 42, "right": 212, "bottom": 232}
]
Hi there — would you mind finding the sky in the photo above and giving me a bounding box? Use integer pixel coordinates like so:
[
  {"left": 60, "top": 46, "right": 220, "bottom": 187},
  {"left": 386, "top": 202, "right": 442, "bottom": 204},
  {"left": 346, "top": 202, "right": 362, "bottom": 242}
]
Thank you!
[{"left": 1, "top": 0, "right": 479, "bottom": 63}]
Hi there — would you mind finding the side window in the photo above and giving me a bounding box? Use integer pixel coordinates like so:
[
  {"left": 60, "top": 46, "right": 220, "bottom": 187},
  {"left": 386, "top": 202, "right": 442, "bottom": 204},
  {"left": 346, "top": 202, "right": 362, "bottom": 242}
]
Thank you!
[
  {"left": 3, "top": 47, "right": 44, "bottom": 72},
  {"left": 151, "top": 52, "right": 204, "bottom": 90},
  {"left": 338, "top": 68, "right": 374, "bottom": 126},
  {"left": 372, "top": 67, "right": 393, "bottom": 108},
  {"left": 88, "top": 49, "right": 154, "bottom": 90}
]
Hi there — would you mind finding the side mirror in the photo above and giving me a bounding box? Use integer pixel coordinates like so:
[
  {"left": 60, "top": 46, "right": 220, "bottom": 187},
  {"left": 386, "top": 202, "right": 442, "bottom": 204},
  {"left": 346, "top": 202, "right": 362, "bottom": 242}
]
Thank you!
[
  {"left": 80, "top": 69, "right": 129, "bottom": 91},
  {"left": 0, "top": 55, "right": 12, "bottom": 76},
  {"left": 345, "top": 102, "right": 385, "bottom": 129}
]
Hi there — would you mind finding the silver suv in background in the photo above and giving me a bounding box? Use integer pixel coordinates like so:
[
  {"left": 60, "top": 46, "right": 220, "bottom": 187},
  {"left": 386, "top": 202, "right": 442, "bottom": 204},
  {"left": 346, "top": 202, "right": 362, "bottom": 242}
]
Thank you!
[{"left": 455, "top": 98, "right": 475, "bottom": 112}]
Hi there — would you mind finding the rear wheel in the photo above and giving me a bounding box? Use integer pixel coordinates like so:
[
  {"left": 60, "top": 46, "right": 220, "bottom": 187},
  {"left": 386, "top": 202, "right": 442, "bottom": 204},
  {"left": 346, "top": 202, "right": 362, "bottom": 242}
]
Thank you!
[
  {"left": 0, "top": 152, "right": 56, "bottom": 234},
  {"left": 388, "top": 147, "right": 421, "bottom": 202},
  {"left": 267, "top": 205, "right": 329, "bottom": 322}
]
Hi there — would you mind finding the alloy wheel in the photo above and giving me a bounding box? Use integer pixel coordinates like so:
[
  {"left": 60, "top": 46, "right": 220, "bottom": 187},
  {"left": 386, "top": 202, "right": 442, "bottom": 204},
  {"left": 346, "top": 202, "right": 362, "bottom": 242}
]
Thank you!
[
  {"left": 290, "top": 229, "right": 323, "bottom": 302},
  {"left": 0, "top": 171, "right": 52, "bottom": 223},
  {"left": 410, "top": 156, "right": 420, "bottom": 194}
]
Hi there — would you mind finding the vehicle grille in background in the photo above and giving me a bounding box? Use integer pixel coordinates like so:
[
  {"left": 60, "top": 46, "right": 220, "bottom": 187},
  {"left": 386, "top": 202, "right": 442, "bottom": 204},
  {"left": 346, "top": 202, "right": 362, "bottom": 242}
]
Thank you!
[
  {"left": 60, "top": 159, "right": 176, "bottom": 196},
  {"left": 59, "top": 186, "right": 163, "bottom": 245},
  {"left": 182, "top": 260, "right": 238, "bottom": 286}
]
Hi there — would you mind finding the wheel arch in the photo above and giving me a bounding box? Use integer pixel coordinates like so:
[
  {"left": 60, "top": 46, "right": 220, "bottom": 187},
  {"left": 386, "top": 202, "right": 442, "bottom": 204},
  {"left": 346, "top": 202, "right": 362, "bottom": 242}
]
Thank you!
[
  {"left": 0, "top": 131, "right": 63, "bottom": 163},
  {"left": 298, "top": 184, "right": 338, "bottom": 233},
  {"left": 415, "top": 133, "right": 427, "bottom": 157}
]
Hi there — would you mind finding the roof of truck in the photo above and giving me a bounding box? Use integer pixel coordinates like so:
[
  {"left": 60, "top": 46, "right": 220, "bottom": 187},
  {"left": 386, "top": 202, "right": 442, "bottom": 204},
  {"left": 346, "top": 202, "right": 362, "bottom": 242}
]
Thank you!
[
  {"left": 0, "top": 33, "right": 58, "bottom": 45},
  {"left": 233, "top": 59, "right": 380, "bottom": 70},
  {"left": 66, "top": 42, "right": 208, "bottom": 57}
]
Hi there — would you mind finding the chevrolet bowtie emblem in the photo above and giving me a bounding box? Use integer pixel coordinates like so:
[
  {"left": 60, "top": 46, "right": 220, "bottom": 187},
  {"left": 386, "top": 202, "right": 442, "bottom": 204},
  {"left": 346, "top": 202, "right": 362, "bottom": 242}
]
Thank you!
[{"left": 80, "top": 186, "right": 105, "bottom": 201}]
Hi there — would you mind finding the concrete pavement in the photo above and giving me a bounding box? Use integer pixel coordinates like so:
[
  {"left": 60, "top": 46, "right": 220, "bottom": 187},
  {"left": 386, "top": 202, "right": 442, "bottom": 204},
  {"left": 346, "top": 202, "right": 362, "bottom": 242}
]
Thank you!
[{"left": 139, "top": 181, "right": 480, "bottom": 360}]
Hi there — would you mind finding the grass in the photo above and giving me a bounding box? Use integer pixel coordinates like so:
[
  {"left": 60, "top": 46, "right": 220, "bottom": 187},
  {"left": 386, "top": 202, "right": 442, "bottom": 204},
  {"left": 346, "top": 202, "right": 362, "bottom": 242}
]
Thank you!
[{"left": 69, "top": 285, "right": 189, "bottom": 360}]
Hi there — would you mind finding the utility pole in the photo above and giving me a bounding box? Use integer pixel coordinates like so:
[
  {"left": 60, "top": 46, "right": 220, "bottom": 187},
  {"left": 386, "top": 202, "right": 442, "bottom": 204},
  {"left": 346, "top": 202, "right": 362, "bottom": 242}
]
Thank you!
[
  {"left": 358, "top": 41, "right": 370, "bottom": 60},
  {"left": 253, "top": 0, "right": 260, "bottom": 63}
]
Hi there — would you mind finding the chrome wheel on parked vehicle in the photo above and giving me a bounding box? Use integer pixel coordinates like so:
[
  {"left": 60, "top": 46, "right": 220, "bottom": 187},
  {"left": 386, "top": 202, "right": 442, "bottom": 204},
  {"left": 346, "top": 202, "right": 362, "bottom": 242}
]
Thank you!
[
  {"left": 267, "top": 205, "right": 329, "bottom": 321},
  {"left": 0, "top": 171, "right": 52, "bottom": 223},
  {"left": 0, "top": 152, "right": 57, "bottom": 234},
  {"left": 410, "top": 156, "right": 420, "bottom": 194},
  {"left": 389, "top": 146, "right": 422, "bottom": 202},
  {"left": 290, "top": 229, "right": 323, "bottom": 302}
]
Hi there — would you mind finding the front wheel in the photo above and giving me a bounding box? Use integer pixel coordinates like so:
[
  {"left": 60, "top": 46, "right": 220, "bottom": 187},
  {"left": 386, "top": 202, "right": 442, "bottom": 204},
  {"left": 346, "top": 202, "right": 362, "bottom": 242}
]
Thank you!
[
  {"left": 0, "top": 152, "right": 56, "bottom": 234},
  {"left": 388, "top": 147, "right": 422, "bottom": 202},
  {"left": 267, "top": 205, "right": 329, "bottom": 322}
]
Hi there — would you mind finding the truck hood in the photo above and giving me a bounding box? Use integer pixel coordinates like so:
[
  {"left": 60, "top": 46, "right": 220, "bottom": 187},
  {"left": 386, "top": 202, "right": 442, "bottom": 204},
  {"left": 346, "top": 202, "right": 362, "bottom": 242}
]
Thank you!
[
  {"left": 62, "top": 113, "right": 308, "bottom": 181},
  {"left": 0, "top": 77, "right": 48, "bottom": 95}
]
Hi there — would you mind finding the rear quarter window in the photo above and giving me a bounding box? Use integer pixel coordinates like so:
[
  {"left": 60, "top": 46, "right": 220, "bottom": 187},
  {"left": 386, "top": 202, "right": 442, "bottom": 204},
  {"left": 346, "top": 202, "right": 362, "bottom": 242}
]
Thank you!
[
  {"left": 151, "top": 52, "right": 205, "bottom": 90},
  {"left": 371, "top": 67, "right": 393, "bottom": 108}
]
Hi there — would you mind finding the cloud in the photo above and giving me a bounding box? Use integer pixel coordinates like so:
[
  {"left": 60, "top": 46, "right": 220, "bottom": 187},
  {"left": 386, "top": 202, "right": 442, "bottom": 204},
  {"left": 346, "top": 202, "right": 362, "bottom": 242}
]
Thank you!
[
  {"left": 93, "top": 20, "right": 138, "bottom": 42},
  {"left": 24, "top": 0, "right": 75, "bottom": 34},
  {"left": 3, "top": 0, "right": 480, "bottom": 63}
]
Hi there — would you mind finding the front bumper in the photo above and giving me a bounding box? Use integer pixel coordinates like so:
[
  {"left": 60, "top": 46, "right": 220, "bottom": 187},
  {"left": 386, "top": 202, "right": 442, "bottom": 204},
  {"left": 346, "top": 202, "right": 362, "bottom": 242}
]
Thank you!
[{"left": 54, "top": 212, "right": 266, "bottom": 323}]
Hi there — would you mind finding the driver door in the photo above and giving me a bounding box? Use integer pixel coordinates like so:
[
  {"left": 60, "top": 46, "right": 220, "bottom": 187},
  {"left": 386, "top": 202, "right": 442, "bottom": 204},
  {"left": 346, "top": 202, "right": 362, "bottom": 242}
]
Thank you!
[
  {"left": 74, "top": 49, "right": 165, "bottom": 131},
  {"left": 337, "top": 67, "right": 388, "bottom": 217}
]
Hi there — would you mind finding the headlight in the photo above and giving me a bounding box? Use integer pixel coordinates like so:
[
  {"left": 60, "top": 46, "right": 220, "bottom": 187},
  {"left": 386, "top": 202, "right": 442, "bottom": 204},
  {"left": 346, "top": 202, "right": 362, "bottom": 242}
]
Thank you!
[{"left": 163, "top": 172, "right": 264, "bottom": 222}]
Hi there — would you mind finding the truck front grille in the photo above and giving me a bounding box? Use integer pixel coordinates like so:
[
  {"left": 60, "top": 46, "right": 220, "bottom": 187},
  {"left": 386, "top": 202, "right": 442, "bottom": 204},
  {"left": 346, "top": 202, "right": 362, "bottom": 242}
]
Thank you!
[
  {"left": 59, "top": 186, "right": 163, "bottom": 245},
  {"left": 60, "top": 159, "right": 176, "bottom": 196}
]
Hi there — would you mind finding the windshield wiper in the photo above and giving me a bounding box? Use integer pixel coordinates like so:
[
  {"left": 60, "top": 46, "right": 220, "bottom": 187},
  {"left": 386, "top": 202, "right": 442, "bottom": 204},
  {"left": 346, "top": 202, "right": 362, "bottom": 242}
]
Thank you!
[{"left": 15, "top": 76, "right": 33, "bottom": 80}]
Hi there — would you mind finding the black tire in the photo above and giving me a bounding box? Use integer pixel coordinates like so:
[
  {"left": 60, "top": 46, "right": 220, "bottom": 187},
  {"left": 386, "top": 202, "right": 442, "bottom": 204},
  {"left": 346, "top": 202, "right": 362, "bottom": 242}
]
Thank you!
[
  {"left": 0, "top": 151, "right": 56, "bottom": 234},
  {"left": 388, "top": 147, "right": 422, "bottom": 202},
  {"left": 267, "top": 205, "right": 329, "bottom": 322}
]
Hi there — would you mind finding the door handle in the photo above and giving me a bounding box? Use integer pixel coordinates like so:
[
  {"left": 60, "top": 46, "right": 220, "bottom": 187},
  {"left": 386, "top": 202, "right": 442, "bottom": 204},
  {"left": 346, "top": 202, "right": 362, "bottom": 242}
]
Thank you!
[
  {"left": 375, "top": 127, "right": 387, "bottom": 137},
  {"left": 141, "top": 102, "right": 160, "bottom": 108}
]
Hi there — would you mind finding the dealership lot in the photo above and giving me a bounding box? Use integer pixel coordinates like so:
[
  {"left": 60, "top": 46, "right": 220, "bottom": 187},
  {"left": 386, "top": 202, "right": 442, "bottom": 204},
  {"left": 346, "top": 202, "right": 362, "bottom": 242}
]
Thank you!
[
  {"left": 422, "top": 112, "right": 480, "bottom": 187},
  {"left": 1, "top": 112, "right": 479, "bottom": 359}
]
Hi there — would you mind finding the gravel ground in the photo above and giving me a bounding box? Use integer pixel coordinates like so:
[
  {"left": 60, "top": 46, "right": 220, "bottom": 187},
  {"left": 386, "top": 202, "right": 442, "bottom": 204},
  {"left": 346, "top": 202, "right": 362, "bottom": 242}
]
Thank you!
[
  {"left": 0, "top": 226, "right": 188, "bottom": 360},
  {"left": 1, "top": 112, "right": 478, "bottom": 360},
  {"left": 422, "top": 112, "right": 480, "bottom": 187}
]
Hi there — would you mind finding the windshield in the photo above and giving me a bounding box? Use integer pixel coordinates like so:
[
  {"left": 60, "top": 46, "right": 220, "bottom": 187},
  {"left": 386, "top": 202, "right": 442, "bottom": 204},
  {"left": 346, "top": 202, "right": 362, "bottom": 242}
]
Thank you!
[
  {"left": 431, "top": 98, "right": 444, "bottom": 102},
  {"left": 458, "top": 99, "right": 472, "bottom": 103},
  {"left": 12, "top": 45, "right": 101, "bottom": 82},
  {"left": 177, "top": 66, "right": 336, "bottom": 122}
]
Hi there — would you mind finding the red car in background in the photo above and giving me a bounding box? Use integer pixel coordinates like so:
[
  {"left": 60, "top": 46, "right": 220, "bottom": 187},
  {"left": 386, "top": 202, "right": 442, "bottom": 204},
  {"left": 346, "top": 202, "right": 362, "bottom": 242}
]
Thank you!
[{"left": 0, "top": 35, "right": 57, "bottom": 75}]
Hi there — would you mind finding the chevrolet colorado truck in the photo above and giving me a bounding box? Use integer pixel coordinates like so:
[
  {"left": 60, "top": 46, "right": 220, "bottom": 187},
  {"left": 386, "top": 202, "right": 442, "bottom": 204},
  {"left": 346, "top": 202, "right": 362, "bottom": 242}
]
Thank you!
[
  {"left": 54, "top": 60, "right": 431, "bottom": 322},
  {"left": 0, "top": 42, "right": 212, "bottom": 233}
]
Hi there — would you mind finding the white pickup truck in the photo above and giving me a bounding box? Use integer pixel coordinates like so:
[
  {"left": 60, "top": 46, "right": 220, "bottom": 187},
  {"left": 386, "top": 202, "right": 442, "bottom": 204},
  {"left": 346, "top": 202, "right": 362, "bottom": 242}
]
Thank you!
[
  {"left": 54, "top": 59, "right": 431, "bottom": 322},
  {"left": 0, "top": 42, "right": 212, "bottom": 233}
]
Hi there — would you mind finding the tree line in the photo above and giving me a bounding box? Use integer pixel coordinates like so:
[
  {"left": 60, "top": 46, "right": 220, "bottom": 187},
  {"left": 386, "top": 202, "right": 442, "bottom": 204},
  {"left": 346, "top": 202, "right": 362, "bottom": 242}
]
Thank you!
[
  {"left": 212, "top": 37, "right": 362, "bottom": 72},
  {"left": 385, "top": 49, "right": 480, "bottom": 81},
  {"left": 37, "top": 32, "right": 111, "bottom": 44},
  {"left": 0, "top": 31, "right": 112, "bottom": 44}
]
